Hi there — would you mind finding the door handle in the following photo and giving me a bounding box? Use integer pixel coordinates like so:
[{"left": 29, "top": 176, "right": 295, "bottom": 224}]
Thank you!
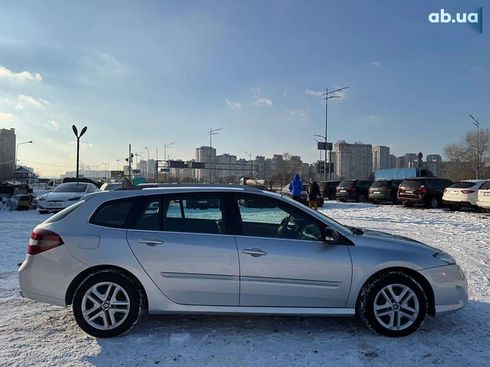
[
  {"left": 242, "top": 248, "right": 267, "bottom": 257},
  {"left": 138, "top": 239, "right": 164, "bottom": 246}
]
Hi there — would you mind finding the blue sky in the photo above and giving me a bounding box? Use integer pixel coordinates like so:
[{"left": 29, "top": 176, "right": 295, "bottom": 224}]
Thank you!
[{"left": 0, "top": 0, "right": 488, "bottom": 176}]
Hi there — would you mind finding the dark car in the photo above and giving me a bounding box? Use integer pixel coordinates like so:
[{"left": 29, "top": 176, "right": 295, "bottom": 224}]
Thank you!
[
  {"left": 336, "top": 180, "right": 372, "bottom": 202},
  {"left": 398, "top": 177, "right": 453, "bottom": 208},
  {"left": 319, "top": 180, "right": 341, "bottom": 200},
  {"left": 368, "top": 180, "right": 402, "bottom": 204}
]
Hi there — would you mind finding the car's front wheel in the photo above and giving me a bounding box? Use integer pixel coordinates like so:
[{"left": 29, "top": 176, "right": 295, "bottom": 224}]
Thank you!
[
  {"left": 357, "top": 271, "right": 427, "bottom": 337},
  {"left": 72, "top": 270, "right": 144, "bottom": 338}
]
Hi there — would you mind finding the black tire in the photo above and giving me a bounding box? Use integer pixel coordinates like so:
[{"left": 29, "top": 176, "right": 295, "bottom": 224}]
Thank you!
[
  {"left": 357, "top": 271, "right": 427, "bottom": 337},
  {"left": 72, "top": 270, "right": 144, "bottom": 338},
  {"left": 404, "top": 202, "right": 413, "bottom": 207},
  {"left": 427, "top": 198, "right": 439, "bottom": 209}
]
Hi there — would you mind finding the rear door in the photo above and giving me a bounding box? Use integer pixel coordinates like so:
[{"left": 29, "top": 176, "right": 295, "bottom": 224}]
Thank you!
[
  {"left": 232, "top": 193, "right": 352, "bottom": 307},
  {"left": 126, "top": 193, "right": 240, "bottom": 306}
]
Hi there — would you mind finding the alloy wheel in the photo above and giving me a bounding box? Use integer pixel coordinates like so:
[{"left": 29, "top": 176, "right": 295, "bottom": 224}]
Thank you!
[
  {"left": 373, "top": 284, "right": 419, "bottom": 331},
  {"left": 81, "top": 282, "right": 131, "bottom": 331}
]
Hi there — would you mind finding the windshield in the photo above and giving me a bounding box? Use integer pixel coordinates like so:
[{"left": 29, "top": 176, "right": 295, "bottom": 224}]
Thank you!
[
  {"left": 338, "top": 180, "right": 355, "bottom": 188},
  {"left": 449, "top": 182, "right": 477, "bottom": 189},
  {"left": 53, "top": 183, "right": 88, "bottom": 193},
  {"left": 371, "top": 180, "right": 390, "bottom": 188},
  {"left": 400, "top": 180, "right": 422, "bottom": 189}
]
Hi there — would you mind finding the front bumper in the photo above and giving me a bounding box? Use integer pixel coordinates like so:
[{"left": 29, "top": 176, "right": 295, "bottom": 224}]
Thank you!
[
  {"left": 420, "top": 264, "right": 468, "bottom": 314},
  {"left": 37, "top": 201, "right": 72, "bottom": 212}
]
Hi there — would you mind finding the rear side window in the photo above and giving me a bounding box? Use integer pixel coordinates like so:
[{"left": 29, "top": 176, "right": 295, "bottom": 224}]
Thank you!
[
  {"left": 90, "top": 199, "right": 134, "bottom": 228},
  {"left": 162, "top": 194, "right": 224, "bottom": 234}
]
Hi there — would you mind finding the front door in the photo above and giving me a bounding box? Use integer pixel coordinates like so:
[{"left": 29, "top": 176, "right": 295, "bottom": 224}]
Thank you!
[
  {"left": 232, "top": 194, "right": 352, "bottom": 307},
  {"left": 126, "top": 193, "right": 239, "bottom": 306}
]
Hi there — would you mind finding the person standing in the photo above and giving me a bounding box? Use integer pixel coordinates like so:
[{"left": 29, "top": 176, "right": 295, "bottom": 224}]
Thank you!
[
  {"left": 289, "top": 174, "right": 303, "bottom": 202},
  {"left": 307, "top": 178, "right": 321, "bottom": 210}
]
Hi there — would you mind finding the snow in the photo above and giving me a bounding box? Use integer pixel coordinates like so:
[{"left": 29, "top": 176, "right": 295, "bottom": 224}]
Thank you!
[{"left": 0, "top": 203, "right": 489, "bottom": 366}]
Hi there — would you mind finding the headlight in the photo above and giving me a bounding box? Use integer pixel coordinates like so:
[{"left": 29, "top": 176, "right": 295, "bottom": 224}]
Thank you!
[
  {"left": 68, "top": 197, "right": 82, "bottom": 201},
  {"left": 433, "top": 252, "right": 456, "bottom": 265}
]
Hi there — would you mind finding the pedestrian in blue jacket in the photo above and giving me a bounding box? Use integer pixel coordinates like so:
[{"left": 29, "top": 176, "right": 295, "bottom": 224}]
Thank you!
[{"left": 289, "top": 174, "right": 303, "bottom": 202}]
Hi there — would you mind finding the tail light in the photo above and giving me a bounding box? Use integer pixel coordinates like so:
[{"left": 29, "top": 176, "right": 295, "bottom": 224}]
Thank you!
[
  {"left": 420, "top": 186, "right": 428, "bottom": 195},
  {"left": 462, "top": 190, "right": 475, "bottom": 194},
  {"left": 27, "top": 229, "right": 64, "bottom": 255}
]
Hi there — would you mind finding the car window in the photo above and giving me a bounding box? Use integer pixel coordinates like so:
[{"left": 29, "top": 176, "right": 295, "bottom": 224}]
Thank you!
[
  {"left": 134, "top": 199, "right": 161, "bottom": 230},
  {"left": 162, "top": 194, "right": 224, "bottom": 234},
  {"left": 481, "top": 181, "right": 490, "bottom": 190},
  {"left": 449, "top": 182, "right": 476, "bottom": 189},
  {"left": 236, "top": 194, "right": 323, "bottom": 241},
  {"left": 90, "top": 199, "right": 134, "bottom": 228}
]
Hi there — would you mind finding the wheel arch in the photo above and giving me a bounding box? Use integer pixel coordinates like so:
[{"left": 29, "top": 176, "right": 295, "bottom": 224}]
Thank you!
[
  {"left": 356, "top": 267, "right": 436, "bottom": 317},
  {"left": 65, "top": 265, "right": 148, "bottom": 309}
]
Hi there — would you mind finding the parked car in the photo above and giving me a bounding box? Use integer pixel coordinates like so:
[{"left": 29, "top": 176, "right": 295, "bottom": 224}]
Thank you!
[
  {"left": 336, "top": 180, "right": 372, "bottom": 202},
  {"left": 36, "top": 182, "right": 99, "bottom": 214},
  {"left": 319, "top": 180, "right": 341, "bottom": 200},
  {"left": 19, "top": 185, "right": 467, "bottom": 337},
  {"left": 476, "top": 180, "right": 490, "bottom": 213},
  {"left": 368, "top": 180, "right": 402, "bottom": 204},
  {"left": 442, "top": 180, "right": 487, "bottom": 211},
  {"left": 398, "top": 177, "right": 453, "bottom": 208},
  {"left": 13, "top": 194, "right": 31, "bottom": 210},
  {"left": 100, "top": 182, "right": 123, "bottom": 191}
]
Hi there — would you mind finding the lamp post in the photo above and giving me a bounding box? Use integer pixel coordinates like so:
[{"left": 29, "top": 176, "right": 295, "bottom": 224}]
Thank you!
[
  {"left": 72, "top": 125, "right": 87, "bottom": 184},
  {"left": 322, "top": 86, "right": 349, "bottom": 180},
  {"left": 469, "top": 114, "right": 481, "bottom": 179},
  {"left": 16, "top": 140, "right": 33, "bottom": 168},
  {"left": 208, "top": 128, "right": 223, "bottom": 183}
]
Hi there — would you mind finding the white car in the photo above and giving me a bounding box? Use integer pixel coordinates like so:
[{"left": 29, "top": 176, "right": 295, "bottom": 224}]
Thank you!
[
  {"left": 37, "top": 182, "right": 99, "bottom": 214},
  {"left": 476, "top": 180, "right": 490, "bottom": 212},
  {"left": 442, "top": 180, "right": 486, "bottom": 211}
]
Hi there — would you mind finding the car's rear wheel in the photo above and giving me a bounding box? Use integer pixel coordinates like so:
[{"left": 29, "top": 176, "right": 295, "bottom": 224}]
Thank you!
[
  {"left": 73, "top": 271, "right": 144, "bottom": 338},
  {"left": 357, "top": 271, "right": 427, "bottom": 337},
  {"left": 427, "top": 198, "right": 439, "bottom": 209}
]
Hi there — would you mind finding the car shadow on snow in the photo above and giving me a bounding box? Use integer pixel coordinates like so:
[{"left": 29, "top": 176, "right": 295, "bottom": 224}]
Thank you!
[{"left": 82, "top": 300, "right": 490, "bottom": 366}]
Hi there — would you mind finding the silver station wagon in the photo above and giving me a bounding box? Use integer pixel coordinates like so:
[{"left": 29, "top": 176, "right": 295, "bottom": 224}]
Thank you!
[{"left": 19, "top": 185, "right": 467, "bottom": 337}]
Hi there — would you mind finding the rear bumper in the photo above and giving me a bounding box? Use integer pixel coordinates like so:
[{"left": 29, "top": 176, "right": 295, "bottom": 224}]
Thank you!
[
  {"left": 442, "top": 199, "right": 474, "bottom": 207},
  {"left": 336, "top": 192, "right": 356, "bottom": 200},
  {"left": 476, "top": 200, "right": 490, "bottom": 209},
  {"left": 419, "top": 264, "right": 468, "bottom": 314},
  {"left": 18, "top": 246, "right": 86, "bottom": 307},
  {"left": 369, "top": 192, "right": 393, "bottom": 202},
  {"left": 398, "top": 195, "right": 425, "bottom": 205}
]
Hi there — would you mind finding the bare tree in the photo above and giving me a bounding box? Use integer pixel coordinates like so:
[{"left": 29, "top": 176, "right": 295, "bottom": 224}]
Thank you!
[{"left": 444, "top": 128, "right": 490, "bottom": 179}]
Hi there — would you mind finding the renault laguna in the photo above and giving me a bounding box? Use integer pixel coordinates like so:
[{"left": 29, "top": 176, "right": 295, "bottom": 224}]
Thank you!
[{"left": 19, "top": 185, "right": 467, "bottom": 337}]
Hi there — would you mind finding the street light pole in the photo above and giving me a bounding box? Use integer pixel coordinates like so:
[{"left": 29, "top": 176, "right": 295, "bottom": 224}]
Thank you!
[
  {"left": 208, "top": 128, "right": 223, "bottom": 183},
  {"left": 72, "top": 125, "right": 87, "bottom": 184},
  {"left": 16, "top": 140, "right": 33, "bottom": 168},
  {"left": 162, "top": 142, "right": 175, "bottom": 183},
  {"left": 469, "top": 114, "right": 481, "bottom": 179},
  {"left": 322, "top": 86, "right": 349, "bottom": 181}
]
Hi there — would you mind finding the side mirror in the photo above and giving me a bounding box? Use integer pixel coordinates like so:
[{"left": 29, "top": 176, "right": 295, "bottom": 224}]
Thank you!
[{"left": 323, "top": 227, "right": 339, "bottom": 243}]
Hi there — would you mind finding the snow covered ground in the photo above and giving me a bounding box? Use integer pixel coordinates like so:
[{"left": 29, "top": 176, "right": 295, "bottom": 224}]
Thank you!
[{"left": 0, "top": 203, "right": 488, "bottom": 367}]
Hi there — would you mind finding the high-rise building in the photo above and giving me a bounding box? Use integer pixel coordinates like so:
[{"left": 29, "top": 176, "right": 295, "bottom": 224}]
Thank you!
[
  {"left": 404, "top": 153, "right": 418, "bottom": 168},
  {"left": 0, "top": 128, "right": 16, "bottom": 181},
  {"left": 372, "top": 145, "right": 390, "bottom": 171},
  {"left": 389, "top": 154, "right": 397, "bottom": 169},
  {"left": 334, "top": 141, "right": 373, "bottom": 180},
  {"left": 195, "top": 146, "right": 216, "bottom": 182}
]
